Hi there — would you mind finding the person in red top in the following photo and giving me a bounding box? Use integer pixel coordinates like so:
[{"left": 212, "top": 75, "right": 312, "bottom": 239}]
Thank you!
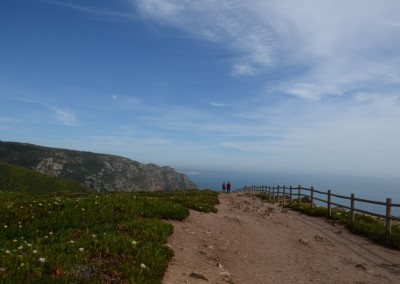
[{"left": 226, "top": 181, "right": 231, "bottom": 193}]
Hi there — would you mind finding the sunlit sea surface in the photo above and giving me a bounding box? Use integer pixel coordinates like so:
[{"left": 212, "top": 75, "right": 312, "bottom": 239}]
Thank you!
[{"left": 184, "top": 170, "right": 400, "bottom": 217}]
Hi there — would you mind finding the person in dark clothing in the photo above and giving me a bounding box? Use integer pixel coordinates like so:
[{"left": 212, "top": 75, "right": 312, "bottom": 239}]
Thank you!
[
  {"left": 226, "top": 181, "right": 231, "bottom": 193},
  {"left": 222, "top": 182, "right": 226, "bottom": 193}
]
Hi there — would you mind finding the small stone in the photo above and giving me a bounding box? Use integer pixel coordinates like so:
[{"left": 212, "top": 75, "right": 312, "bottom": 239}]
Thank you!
[
  {"left": 190, "top": 272, "right": 208, "bottom": 281},
  {"left": 218, "top": 271, "right": 231, "bottom": 276},
  {"left": 299, "top": 238, "right": 309, "bottom": 244},
  {"left": 355, "top": 263, "right": 369, "bottom": 271}
]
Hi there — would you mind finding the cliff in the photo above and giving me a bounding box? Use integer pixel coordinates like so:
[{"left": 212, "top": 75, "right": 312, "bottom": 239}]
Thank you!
[{"left": 0, "top": 141, "right": 197, "bottom": 192}]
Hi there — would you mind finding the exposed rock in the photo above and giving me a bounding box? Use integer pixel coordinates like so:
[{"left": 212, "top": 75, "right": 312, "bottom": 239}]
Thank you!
[{"left": 0, "top": 141, "right": 197, "bottom": 192}]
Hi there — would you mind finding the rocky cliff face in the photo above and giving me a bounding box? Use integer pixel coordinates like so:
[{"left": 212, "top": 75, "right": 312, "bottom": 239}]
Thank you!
[{"left": 0, "top": 141, "right": 197, "bottom": 192}]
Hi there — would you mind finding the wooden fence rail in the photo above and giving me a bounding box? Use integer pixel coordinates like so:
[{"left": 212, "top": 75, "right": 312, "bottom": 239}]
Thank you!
[{"left": 238, "top": 185, "right": 400, "bottom": 236}]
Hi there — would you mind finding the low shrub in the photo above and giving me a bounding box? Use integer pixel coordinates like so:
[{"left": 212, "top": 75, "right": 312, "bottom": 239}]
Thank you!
[
  {"left": 0, "top": 189, "right": 219, "bottom": 283},
  {"left": 261, "top": 196, "right": 400, "bottom": 250}
]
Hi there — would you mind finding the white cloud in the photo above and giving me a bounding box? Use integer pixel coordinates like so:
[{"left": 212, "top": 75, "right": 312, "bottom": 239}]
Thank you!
[
  {"left": 133, "top": 0, "right": 400, "bottom": 95},
  {"left": 231, "top": 64, "right": 257, "bottom": 77},
  {"left": 209, "top": 102, "right": 227, "bottom": 107},
  {"left": 283, "top": 82, "right": 341, "bottom": 100},
  {"left": 134, "top": 0, "right": 276, "bottom": 75},
  {"left": 136, "top": 0, "right": 182, "bottom": 19},
  {"left": 49, "top": 106, "right": 77, "bottom": 126},
  {"left": 41, "top": 0, "right": 133, "bottom": 21}
]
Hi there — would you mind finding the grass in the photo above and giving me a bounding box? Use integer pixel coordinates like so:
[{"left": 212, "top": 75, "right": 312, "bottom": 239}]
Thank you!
[
  {"left": 0, "top": 163, "right": 90, "bottom": 194},
  {"left": 0, "top": 189, "right": 219, "bottom": 283}
]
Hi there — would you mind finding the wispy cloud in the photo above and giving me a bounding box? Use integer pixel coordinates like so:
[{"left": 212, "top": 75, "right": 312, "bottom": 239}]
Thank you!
[
  {"left": 49, "top": 106, "right": 77, "bottom": 126},
  {"left": 40, "top": 0, "right": 134, "bottom": 21},
  {"left": 209, "top": 102, "right": 227, "bottom": 107},
  {"left": 133, "top": 0, "right": 400, "bottom": 98},
  {"left": 44, "top": 1, "right": 400, "bottom": 91},
  {"left": 0, "top": 90, "right": 78, "bottom": 126},
  {"left": 134, "top": 0, "right": 276, "bottom": 75}
]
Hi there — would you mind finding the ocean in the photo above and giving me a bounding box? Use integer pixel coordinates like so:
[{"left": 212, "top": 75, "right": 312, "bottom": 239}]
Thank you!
[{"left": 184, "top": 170, "right": 400, "bottom": 217}]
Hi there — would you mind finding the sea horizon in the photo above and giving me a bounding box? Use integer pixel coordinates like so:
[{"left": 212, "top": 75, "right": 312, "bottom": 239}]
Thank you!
[{"left": 183, "top": 169, "right": 400, "bottom": 217}]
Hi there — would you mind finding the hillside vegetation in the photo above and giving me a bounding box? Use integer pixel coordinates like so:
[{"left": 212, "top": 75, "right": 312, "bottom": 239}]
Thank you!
[
  {"left": 0, "top": 187, "right": 219, "bottom": 283},
  {"left": 0, "top": 163, "right": 89, "bottom": 194},
  {"left": 0, "top": 141, "right": 197, "bottom": 192}
]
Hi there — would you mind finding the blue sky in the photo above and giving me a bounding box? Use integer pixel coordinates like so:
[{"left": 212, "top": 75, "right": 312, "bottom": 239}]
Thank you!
[{"left": 1, "top": 0, "right": 400, "bottom": 179}]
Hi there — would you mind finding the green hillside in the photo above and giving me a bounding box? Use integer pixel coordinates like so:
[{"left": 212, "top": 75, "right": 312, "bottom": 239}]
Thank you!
[
  {"left": 0, "top": 163, "right": 90, "bottom": 193},
  {"left": 0, "top": 141, "right": 197, "bottom": 191}
]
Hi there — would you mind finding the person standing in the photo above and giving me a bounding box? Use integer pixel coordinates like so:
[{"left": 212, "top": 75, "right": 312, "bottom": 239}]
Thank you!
[
  {"left": 222, "top": 182, "right": 226, "bottom": 193},
  {"left": 227, "top": 181, "right": 231, "bottom": 193}
]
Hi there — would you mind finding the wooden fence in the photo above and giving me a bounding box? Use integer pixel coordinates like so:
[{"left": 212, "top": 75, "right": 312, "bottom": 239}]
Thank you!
[{"left": 239, "top": 185, "right": 400, "bottom": 236}]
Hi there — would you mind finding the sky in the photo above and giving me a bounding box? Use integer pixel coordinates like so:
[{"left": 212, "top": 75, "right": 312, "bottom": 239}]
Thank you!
[{"left": 1, "top": 0, "right": 400, "bottom": 180}]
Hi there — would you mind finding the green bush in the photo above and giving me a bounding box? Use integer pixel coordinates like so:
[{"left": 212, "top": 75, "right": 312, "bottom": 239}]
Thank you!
[{"left": 346, "top": 214, "right": 400, "bottom": 248}]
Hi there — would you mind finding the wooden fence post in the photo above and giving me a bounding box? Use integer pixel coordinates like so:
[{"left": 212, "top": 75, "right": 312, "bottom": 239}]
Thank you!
[
  {"left": 350, "top": 194, "right": 355, "bottom": 224},
  {"left": 327, "top": 190, "right": 332, "bottom": 218},
  {"left": 272, "top": 186, "right": 275, "bottom": 204},
  {"left": 283, "top": 185, "right": 286, "bottom": 206},
  {"left": 310, "top": 186, "right": 314, "bottom": 208},
  {"left": 289, "top": 186, "right": 293, "bottom": 205},
  {"left": 277, "top": 185, "right": 280, "bottom": 203},
  {"left": 298, "top": 185, "right": 301, "bottom": 205},
  {"left": 386, "top": 198, "right": 392, "bottom": 236}
]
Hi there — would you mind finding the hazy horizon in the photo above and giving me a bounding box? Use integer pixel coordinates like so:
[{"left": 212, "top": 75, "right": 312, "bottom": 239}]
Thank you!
[{"left": 184, "top": 169, "right": 400, "bottom": 216}]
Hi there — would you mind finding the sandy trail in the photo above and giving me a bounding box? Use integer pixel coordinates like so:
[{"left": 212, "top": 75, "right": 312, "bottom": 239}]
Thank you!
[{"left": 162, "top": 193, "right": 400, "bottom": 284}]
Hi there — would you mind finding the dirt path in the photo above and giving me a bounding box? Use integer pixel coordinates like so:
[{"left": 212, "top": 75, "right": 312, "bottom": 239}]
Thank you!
[{"left": 162, "top": 193, "right": 400, "bottom": 284}]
